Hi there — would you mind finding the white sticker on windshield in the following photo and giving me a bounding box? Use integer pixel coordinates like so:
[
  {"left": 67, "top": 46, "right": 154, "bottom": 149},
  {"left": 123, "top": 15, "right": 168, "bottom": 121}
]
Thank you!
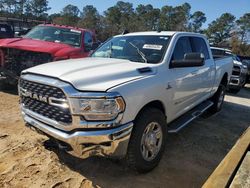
[
  {"left": 70, "top": 29, "right": 81, "bottom": 33},
  {"left": 143, "top": 44, "right": 163, "bottom": 50}
]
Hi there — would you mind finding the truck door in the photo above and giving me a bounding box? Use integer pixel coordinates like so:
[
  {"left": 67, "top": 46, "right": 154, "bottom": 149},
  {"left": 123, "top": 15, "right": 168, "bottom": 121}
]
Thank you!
[
  {"left": 189, "top": 36, "right": 215, "bottom": 99},
  {"left": 169, "top": 36, "right": 213, "bottom": 118}
]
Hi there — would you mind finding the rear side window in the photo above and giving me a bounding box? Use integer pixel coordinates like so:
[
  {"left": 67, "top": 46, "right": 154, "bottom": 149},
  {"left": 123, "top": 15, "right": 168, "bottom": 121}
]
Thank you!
[
  {"left": 190, "top": 37, "right": 210, "bottom": 59},
  {"left": 172, "top": 37, "right": 192, "bottom": 60},
  {"left": 211, "top": 49, "right": 232, "bottom": 59},
  {"left": 211, "top": 49, "right": 225, "bottom": 56}
]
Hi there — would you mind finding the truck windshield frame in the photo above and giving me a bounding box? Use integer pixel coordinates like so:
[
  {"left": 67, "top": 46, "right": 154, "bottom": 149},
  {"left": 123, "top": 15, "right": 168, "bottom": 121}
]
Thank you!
[
  {"left": 24, "top": 26, "right": 82, "bottom": 47},
  {"left": 92, "top": 35, "right": 171, "bottom": 64}
]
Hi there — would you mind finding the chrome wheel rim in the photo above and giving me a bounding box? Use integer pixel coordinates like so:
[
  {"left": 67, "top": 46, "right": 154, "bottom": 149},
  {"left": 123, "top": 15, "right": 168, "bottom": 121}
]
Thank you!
[
  {"left": 140, "top": 122, "right": 163, "bottom": 161},
  {"left": 217, "top": 89, "right": 225, "bottom": 108}
]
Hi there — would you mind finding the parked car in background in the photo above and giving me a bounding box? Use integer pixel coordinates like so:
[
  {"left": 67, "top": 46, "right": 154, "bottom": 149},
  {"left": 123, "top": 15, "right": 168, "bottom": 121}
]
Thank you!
[
  {"left": 14, "top": 27, "right": 32, "bottom": 37},
  {"left": 19, "top": 31, "right": 233, "bottom": 172},
  {"left": 0, "top": 23, "right": 14, "bottom": 39},
  {"left": 239, "top": 56, "right": 250, "bottom": 82},
  {"left": 211, "top": 47, "right": 247, "bottom": 93},
  {"left": 0, "top": 24, "right": 99, "bottom": 86}
]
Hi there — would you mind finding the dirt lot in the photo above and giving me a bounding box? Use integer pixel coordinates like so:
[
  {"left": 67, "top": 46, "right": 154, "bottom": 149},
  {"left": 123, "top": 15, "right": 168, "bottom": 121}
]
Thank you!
[{"left": 0, "top": 85, "right": 249, "bottom": 188}]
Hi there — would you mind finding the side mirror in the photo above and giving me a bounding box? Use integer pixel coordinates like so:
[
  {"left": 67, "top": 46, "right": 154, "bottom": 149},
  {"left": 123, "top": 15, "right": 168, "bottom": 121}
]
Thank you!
[
  {"left": 92, "top": 42, "right": 100, "bottom": 51},
  {"left": 170, "top": 53, "right": 205, "bottom": 68},
  {"left": 84, "top": 43, "right": 92, "bottom": 52}
]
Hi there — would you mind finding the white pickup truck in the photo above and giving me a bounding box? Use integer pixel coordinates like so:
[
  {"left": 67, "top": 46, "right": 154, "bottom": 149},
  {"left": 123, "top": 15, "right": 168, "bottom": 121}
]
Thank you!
[{"left": 19, "top": 31, "right": 233, "bottom": 172}]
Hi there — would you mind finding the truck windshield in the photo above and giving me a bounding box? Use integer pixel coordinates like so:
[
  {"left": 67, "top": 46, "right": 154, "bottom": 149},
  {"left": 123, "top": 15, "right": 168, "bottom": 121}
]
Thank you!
[
  {"left": 92, "top": 35, "right": 170, "bottom": 64},
  {"left": 24, "top": 26, "right": 81, "bottom": 47}
]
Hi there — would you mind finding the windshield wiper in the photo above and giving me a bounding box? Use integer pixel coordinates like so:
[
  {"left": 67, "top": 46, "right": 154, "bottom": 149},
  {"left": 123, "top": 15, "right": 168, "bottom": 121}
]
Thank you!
[{"left": 129, "top": 42, "right": 147, "bottom": 63}]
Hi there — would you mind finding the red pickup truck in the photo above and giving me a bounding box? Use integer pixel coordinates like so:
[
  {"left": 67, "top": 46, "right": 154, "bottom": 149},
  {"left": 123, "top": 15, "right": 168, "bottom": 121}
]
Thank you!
[{"left": 0, "top": 24, "right": 98, "bottom": 86}]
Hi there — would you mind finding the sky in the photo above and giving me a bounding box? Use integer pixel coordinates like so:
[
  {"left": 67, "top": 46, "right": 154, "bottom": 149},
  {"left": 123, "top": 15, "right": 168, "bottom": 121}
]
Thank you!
[{"left": 48, "top": 0, "right": 250, "bottom": 28}]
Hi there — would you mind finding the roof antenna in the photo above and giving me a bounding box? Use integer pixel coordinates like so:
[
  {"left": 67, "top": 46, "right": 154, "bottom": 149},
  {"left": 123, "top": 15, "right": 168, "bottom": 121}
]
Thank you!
[{"left": 122, "top": 29, "right": 129, "bottom": 35}]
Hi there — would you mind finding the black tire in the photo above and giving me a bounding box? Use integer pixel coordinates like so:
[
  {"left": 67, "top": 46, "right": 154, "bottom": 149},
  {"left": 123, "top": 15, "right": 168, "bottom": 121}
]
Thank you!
[
  {"left": 246, "top": 75, "right": 250, "bottom": 83},
  {"left": 0, "top": 81, "right": 15, "bottom": 91},
  {"left": 210, "top": 84, "right": 226, "bottom": 113},
  {"left": 228, "top": 88, "right": 241, "bottom": 94},
  {"left": 242, "top": 78, "right": 247, "bottom": 87},
  {"left": 126, "top": 108, "right": 167, "bottom": 173}
]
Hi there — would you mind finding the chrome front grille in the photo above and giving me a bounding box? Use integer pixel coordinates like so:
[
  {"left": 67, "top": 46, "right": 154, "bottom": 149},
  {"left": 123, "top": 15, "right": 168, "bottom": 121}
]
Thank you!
[
  {"left": 19, "top": 79, "right": 66, "bottom": 99},
  {"left": 19, "top": 78, "right": 72, "bottom": 124}
]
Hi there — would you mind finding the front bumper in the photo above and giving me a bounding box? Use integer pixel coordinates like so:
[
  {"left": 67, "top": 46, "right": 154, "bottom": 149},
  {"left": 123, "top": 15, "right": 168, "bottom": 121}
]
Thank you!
[
  {"left": 22, "top": 106, "right": 133, "bottom": 159},
  {"left": 0, "top": 74, "right": 6, "bottom": 81},
  {"left": 0, "top": 69, "right": 7, "bottom": 81},
  {"left": 0, "top": 68, "right": 18, "bottom": 85},
  {"left": 229, "top": 76, "right": 244, "bottom": 89}
]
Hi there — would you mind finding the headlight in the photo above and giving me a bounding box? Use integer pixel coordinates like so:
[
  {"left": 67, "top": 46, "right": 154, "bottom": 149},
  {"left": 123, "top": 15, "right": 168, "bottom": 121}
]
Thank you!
[{"left": 78, "top": 97, "right": 125, "bottom": 121}]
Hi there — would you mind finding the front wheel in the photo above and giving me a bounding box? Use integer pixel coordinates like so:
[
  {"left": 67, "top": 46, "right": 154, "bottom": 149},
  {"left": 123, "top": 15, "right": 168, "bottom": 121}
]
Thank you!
[
  {"left": 126, "top": 108, "right": 167, "bottom": 173},
  {"left": 228, "top": 88, "right": 241, "bottom": 94},
  {"left": 210, "top": 84, "right": 226, "bottom": 113}
]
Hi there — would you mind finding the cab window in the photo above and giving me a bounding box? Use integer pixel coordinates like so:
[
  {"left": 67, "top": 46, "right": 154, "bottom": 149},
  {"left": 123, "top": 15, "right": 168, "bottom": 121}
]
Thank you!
[
  {"left": 190, "top": 37, "right": 210, "bottom": 59},
  {"left": 84, "top": 32, "right": 93, "bottom": 52},
  {"left": 172, "top": 37, "right": 192, "bottom": 60}
]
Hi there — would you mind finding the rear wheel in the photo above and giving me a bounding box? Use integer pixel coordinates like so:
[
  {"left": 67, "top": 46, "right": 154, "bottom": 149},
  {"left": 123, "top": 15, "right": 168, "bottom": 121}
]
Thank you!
[
  {"left": 228, "top": 88, "right": 241, "bottom": 94},
  {"left": 210, "top": 84, "right": 226, "bottom": 113},
  {"left": 126, "top": 108, "right": 167, "bottom": 173},
  {"left": 246, "top": 75, "right": 250, "bottom": 83}
]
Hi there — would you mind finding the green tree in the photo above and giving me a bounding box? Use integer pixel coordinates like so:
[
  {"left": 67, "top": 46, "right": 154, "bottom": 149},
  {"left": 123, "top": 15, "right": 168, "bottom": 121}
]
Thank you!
[
  {"left": 52, "top": 4, "right": 80, "bottom": 26},
  {"left": 116, "top": 1, "right": 134, "bottom": 31},
  {"left": 26, "top": 0, "right": 50, "bottom": 18},
  {"left": 231, "top": 35, "right": 250, "bottom": 56},
  {"left": 205, "top": 13, "right": 236, "bottom": 45},
  {"left": 159, "top": 3, "right": 191, "bottom": 31},
  {"left": 15, "top": 0, "right": 27, "bottom": 15},
  {"left": 78, "top": 5, "right": 100, "bottom": 29},
  {"left": 104, "top": 6, "right": 121, "bottom": 35},
  {"left": 236, "top": 13, "right": 250, "bottom": 43},
  {"left": 104, "top": 1, "right": 134, "bottom": 35},
  {"left": 0, "top": 0, "right": 5, "bottom": 12},
  {"left": 189, "top": 11, "right": 206, "bottom": 32},
  {"left": 61, "top": 4, "right": 79, "bottom": 17},
  {"left": 48, "top": 13, "right": 61, "bottom": 21},
  {"left": 77, "top": 5, "right": 105, "bottom": 40},
  {"left": 2, "top": 0, "right": 16, "bottom": 13},
  {"left": 135, "top": 4, "right": 160, "bottom": 31}
]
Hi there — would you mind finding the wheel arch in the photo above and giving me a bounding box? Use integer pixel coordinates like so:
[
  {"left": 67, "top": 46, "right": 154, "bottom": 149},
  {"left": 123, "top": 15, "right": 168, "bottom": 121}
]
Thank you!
[
  {"left": 221, "top": 73, "right": 228, "bottom": 87},
  {"left": 135, "top": 100, "right": 167, "bottom": 121}
]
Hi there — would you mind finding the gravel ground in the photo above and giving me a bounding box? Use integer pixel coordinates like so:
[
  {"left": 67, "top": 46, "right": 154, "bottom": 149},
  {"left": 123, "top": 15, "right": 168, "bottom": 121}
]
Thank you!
[{"left": 0, "top": 85, "right": 249, "bottom": 188}]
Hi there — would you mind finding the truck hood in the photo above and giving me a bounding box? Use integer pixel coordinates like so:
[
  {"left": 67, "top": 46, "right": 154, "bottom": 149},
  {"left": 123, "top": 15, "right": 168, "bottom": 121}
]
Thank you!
[
  {"left": 0, "top": 38, "right": 74, "bottom": 55},
  {"left": 23, "top": 57, "right": 157, "bottom": 91}
]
